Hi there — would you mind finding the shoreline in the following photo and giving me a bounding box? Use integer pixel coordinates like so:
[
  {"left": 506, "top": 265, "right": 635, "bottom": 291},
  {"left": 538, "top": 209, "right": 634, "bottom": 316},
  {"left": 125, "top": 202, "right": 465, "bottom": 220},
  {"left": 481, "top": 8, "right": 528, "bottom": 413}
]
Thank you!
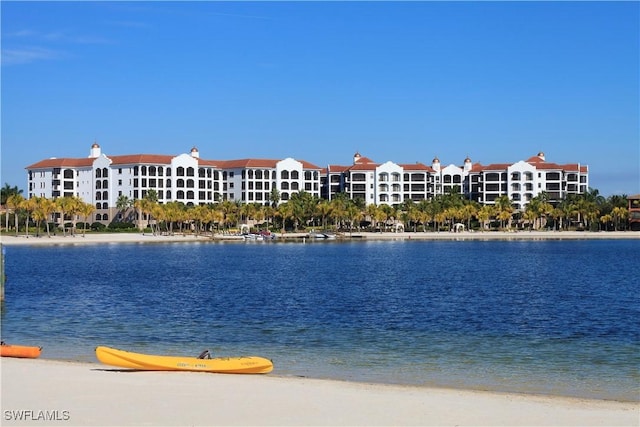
[
  {"left": 2, "top": 358, "right": 638, "bottom": 426},
  {"left": 1, "top": 230, "right": 639, "bottom": 246}
]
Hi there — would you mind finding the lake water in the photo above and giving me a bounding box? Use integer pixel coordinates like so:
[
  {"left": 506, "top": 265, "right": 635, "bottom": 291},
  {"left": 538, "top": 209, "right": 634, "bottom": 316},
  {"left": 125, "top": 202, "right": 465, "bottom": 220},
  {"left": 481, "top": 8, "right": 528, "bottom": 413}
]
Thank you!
[{"left": 2, "top": 239, "right": 638, "bottom": 401}]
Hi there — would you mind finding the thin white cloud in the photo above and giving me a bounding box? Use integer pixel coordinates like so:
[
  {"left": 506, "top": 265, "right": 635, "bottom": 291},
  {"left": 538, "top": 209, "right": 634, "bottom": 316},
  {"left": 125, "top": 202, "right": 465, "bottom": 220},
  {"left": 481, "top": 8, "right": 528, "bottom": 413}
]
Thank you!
[
  {"left": 105, "top": 20, "right": 152, "bottom": 29},
  {"left": 4, "top": 28, "right": 111, "bottom": 45},
  {"left": 1, "top": 47, "right": 65, "bottom": 66}
]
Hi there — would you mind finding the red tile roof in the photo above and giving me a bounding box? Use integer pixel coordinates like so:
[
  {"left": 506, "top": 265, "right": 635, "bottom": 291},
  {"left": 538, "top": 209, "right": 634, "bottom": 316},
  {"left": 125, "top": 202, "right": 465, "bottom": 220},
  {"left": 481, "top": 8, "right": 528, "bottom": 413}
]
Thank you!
[
  {"left": 26, "top": 157, "right": 94, "bottom": 169},
  {"left": 109, "top": 154, "right": 175, "bottom": 165},
  {"left": 27, "top": 154, "right": 321, "bottom": 171},
  {"left": 398, "top": 162, "right": 434, "bottom": 172}
]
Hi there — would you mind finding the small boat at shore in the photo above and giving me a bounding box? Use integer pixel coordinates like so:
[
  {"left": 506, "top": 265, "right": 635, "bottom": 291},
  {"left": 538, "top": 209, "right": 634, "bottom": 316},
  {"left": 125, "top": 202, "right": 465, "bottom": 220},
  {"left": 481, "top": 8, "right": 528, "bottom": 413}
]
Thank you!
[
  {"left": 0, "top": 342, "right": 42, "bottom": 359},
  {"left": 95, "top": 346, "right": 273, "bottom": 374}
]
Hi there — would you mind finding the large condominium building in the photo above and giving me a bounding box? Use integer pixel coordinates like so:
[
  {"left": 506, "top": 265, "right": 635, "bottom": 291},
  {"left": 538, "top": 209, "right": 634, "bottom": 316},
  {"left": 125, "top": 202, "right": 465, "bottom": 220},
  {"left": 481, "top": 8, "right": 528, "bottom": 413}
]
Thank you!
[
  {"left": 26, "top": 143, "right": 588, "bottom": 224},
  {"left": 323, "top": 151, "right": 588, "bottom": 209},
  {"left": 26, "top": 143, "right": 322, "bottom": 223}
]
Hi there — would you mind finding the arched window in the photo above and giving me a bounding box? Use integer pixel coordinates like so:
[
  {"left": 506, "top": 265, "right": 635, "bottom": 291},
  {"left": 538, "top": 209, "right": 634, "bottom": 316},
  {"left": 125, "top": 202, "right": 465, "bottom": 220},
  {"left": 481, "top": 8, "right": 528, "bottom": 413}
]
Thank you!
[
  {"left": 96, "top": 193, "right": 102, "bottom": 200},
  {"left": 102, "top": 213, "right": 108, "bottom": 220},
  {"left": 177, "top": 190, "right": 185, "bottom": 199},
  {"left": 291, "top": 171, "right": 299, "bottom": 180},
  {"left": 102, "top": 202, "right": 108, "bottom": 210},
  {"left": 187, "top": 191, "right": 194, "bottom": 199},
  {"left": 444, "top": 175, "right": 452, "bottom": 183},
  {"left": 102, "top": 168, "right": 109, "bottom": 177},
  {"left": 281, "top": 170, "right": 289, "bottom": 179},
  {"left": 166, "top": 190, "right": 172, "bottom": 199},
  {"left": 186, "top": 167, "right": 195, "bottom": 177},
  {"left": 281, "top": 182, "right": 289, "bottom": 190},
  {"left": 177, "top": 167, "right": 185, "bottom": 176},
  {"left": 149, "top": 166, "right": 156, "bottom": 176},
  {"left": 96, "top": 181, "right": 102, "bottom": 189},
  {"left": 96, "top": 213, "right": 102, "bottom": 220},
  {"left": 103, "top": 191, "right": 108, "bottom": 200},
  {"left": 103, "top": 179, "right": 108, "bottom": 189},
  {"left": 96, "top": 169, "right": 102, "bottom": 178},
  {"left": 186, "top": 179, "right": 194, "bottom": 188},
  {"left": 177, "top": 179, "right": 185, "bottom": 187},
  {"left": 248, "top": 170, "right": 254, "bottom": 179},
  {"left": 255, "top": 170, "right": 263, "bottom": 179},
  {"left": 141, "top": 166, "right": 147, "bottom": 176},
  {"left": 291, "top": 182, "right": 299, "bottom": 190},
  {"left": 281, "top": 192, "right": 289, "bottom": 201}
]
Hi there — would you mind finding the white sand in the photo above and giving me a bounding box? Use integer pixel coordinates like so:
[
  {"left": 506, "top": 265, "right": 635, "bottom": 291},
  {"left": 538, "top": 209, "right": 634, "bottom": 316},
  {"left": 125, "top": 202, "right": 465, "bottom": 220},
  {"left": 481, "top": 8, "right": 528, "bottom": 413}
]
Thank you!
[
  {"left": 1, "top": 358, "right": 637, "bottom": 426},
  {"left": 1, "top": 230, "right": 638, "bottom": 247}
]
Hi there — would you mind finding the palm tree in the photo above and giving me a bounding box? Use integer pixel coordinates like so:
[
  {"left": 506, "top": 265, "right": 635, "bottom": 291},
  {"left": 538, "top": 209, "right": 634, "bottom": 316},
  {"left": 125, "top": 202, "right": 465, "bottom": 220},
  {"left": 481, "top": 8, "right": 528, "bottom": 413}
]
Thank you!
[
  {"left": 56, "top": 196, "right": 79, "bottom": 236},
  {"left": 269, "top": 188, "right": 280, "bottom": 208},
  {"left": 402, "top": 200, "right": 419, "bottom": 232},
  {"left": 611, "top": 206, "right": 628, "bottom": 231},
  {"left": 460, "top": 202, "right": 477, "bottom": 231},
  {"left": 191, "top": 205, "right": 208, "bottom": 236},
  {"left": 6, "top": 194, "right": 25, "bottom": 236},
  {"left": 78, "top": 202, "right": 95, "bottom": 237},
  {"left": 599, "top": 213, "right": 613, "bottom": 231},
  {"left": 68, "top": 196, "right": 84, "bottom": 235},
  {"left": 366, "top": 203, "right": 381, "bottom": 231},
  {"left": 328, "top": 193, "right": 349, "bottom": 231},
  {"left": 276, "top": 201, "right": 294, "bottom": 232},
  {"left": 22, "top": 197, "right": 37, "bottom": 237},
  {"left": 262, "top": 205, "right": 275, "bottom": 232},
  {"left": 133, "top": 199, "right": 145, "bottom": 231},
  {"left": 315, "top": 200, "right": 333, "bottom": 231},
  {"left": 116, "top": 195, "right": 132, "bottom": 222},
  {"left": 345, "top": 202, "right": 362, "bottom": 235},
  {"left": 36, "top": 197, "right": 57, "bottom": 237},
  {"left": 476, "top": 205, "right": 493, "bottom": 232},
  {"left": 2, "top": 184, "right": 23, "bottom": 232},
  {"left": 493, "top": 195, "right": 514, "bottom": 230},
  {"left": 218, "top": 200, "right": 239, "bottom": 231},
  {"left": 1, "top": 184, "right": 23, "bottom": 206}
]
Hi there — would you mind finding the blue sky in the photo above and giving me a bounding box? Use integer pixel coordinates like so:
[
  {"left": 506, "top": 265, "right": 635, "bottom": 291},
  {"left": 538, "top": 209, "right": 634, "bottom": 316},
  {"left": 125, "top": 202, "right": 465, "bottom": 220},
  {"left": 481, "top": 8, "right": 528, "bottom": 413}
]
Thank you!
[{"left": 2, "top": 1, "right": 638, "bottom": 197}]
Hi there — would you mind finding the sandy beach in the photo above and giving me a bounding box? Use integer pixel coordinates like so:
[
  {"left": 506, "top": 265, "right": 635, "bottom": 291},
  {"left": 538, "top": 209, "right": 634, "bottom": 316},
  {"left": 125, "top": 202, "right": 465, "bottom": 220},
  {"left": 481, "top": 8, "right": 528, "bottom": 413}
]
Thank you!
[
  {"left": 1, "top": 230, "right": 638, "bottom": 247},
  {"left": 1, "top": 358, "right": 638, "bottom": 426}
]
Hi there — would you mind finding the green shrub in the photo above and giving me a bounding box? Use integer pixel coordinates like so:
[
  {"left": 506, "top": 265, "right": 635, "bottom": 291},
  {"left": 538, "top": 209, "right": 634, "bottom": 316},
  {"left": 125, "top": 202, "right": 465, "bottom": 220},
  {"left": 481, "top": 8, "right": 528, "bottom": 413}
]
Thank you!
[{"left": 91, "top": 222, "right": 106, "bottom": 231}]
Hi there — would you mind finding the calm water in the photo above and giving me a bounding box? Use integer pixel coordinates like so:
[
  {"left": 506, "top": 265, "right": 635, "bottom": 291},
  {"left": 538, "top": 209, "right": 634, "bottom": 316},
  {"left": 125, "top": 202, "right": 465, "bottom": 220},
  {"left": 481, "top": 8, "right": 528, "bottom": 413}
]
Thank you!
[{"left": 2, "top": 239, "right": 639, "bottom": 401}]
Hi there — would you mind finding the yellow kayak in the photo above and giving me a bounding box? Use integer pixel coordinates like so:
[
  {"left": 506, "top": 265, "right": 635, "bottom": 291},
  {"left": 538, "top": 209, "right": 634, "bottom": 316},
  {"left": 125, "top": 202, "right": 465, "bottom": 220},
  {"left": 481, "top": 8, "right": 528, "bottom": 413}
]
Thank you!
[{"left": 95, "top": 346, "right": 273, "bottom": 374}]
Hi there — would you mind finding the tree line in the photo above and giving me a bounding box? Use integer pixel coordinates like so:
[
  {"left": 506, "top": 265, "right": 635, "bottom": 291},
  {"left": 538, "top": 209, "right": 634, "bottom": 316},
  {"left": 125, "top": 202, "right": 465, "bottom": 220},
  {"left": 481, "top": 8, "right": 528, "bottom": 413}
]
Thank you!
[{"left": 0, "top": 183, "right": 633, "bottom": 237}]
